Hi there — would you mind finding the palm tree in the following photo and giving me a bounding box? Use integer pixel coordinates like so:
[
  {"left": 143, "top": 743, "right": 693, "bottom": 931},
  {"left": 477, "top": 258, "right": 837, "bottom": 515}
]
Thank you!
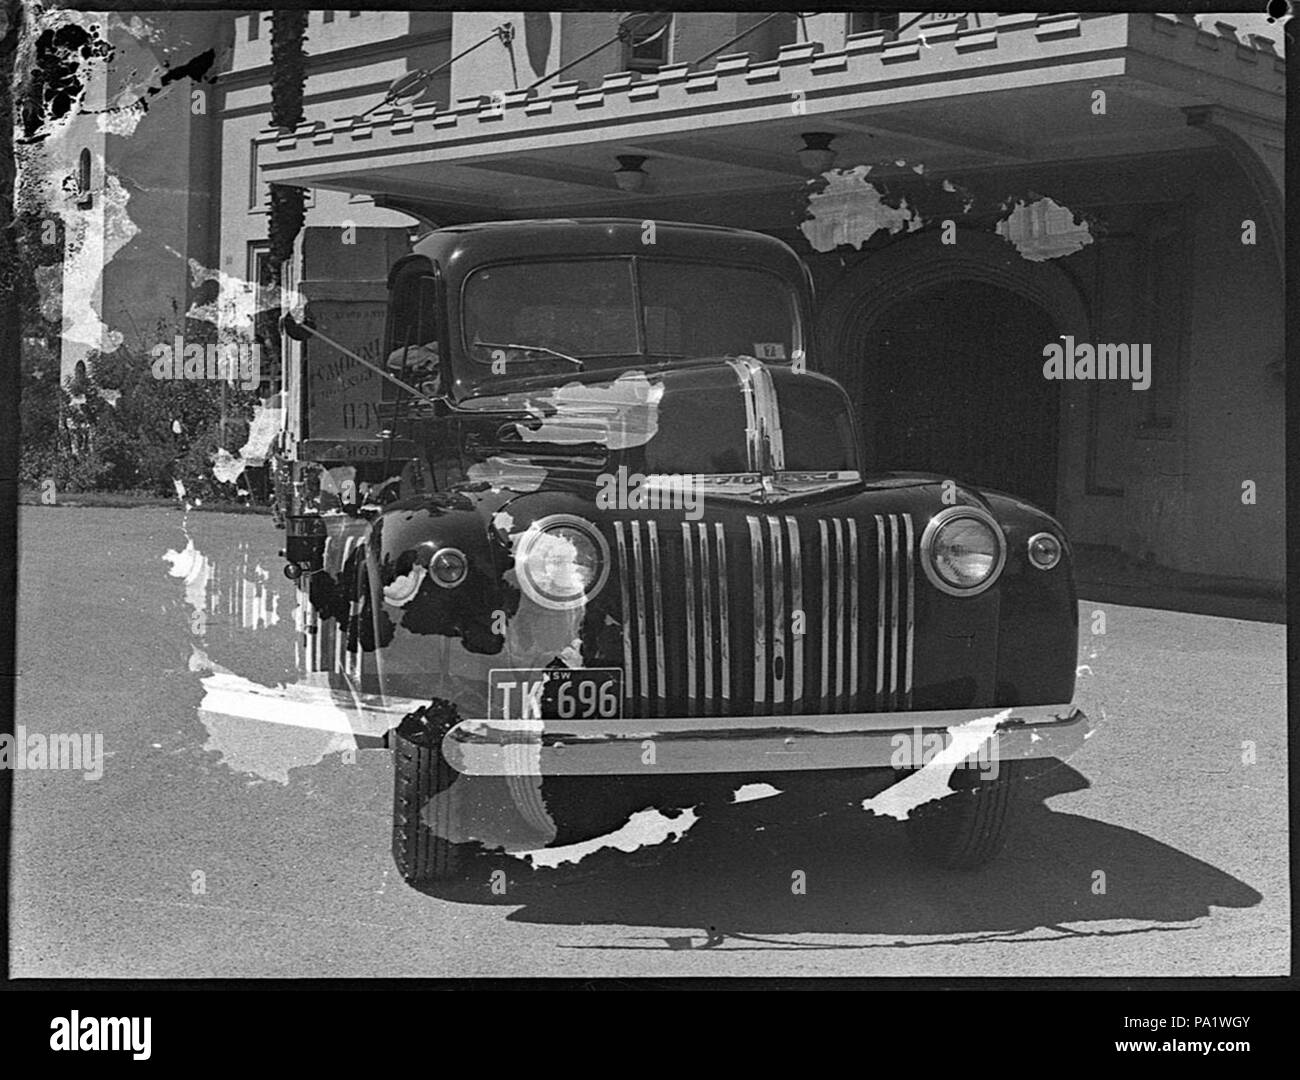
[{"left": 262, "top": 10, "right": 309, "bottom": 394}]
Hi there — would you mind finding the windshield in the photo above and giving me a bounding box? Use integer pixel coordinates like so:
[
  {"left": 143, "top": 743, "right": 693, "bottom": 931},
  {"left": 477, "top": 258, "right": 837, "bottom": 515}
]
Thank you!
[{"left": 462, "top": 258, "right": 799, "bottom": 364}]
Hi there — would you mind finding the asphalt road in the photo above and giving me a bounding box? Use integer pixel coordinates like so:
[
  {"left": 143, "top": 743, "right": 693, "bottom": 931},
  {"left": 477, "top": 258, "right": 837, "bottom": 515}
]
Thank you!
[{"left": 11, "top": 506, "right": 1289, "bottom": 977}]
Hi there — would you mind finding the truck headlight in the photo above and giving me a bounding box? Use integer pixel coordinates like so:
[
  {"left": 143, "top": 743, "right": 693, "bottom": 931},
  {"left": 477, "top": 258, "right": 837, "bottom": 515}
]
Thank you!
[
  {"left": 429, "top": 547, "right": 469, "bottom": 588},
  {"left": 1027, "top": 532, "right": 1062, "bottom": 571},
  {"left": 921, "top": 507, "right": 1006, "bottom": 596},
  {"left": 514, "top": 515, "right": 610, "bottom": 610}
]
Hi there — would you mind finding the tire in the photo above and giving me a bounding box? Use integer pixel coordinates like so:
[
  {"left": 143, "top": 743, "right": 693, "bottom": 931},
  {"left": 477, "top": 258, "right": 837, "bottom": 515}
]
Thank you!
[
  {"left": 391, "top": 701, "right": 475, "bottom": 884},
  {"left": 905, "top": 760, "right": 1021, "bottom": 870}
]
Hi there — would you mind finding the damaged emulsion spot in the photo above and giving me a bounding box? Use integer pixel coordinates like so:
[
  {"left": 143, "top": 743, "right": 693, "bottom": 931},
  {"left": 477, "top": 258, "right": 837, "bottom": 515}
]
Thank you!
[
  {"left": 797, "top": 154, "right": 1091, "bottom": 266},
  {"left": 20, "top": 12, "right": 215, "bottom": 140},
  {"left": 501, "top": 524, "right": 582, "bottom": 599},
  {"left": 26, "top": 163, "right": 139, "bottom": 360},
  {"left": 514, "top": 371, "right": 665, "bottom": 449},
  {"left": 161, "top": 534, "right": 379, "bottom": 785},
  {"left": 513, "top": 807, "right": 699, "bottom": 870},
  {"left": 465, "top": 457, "right": 548, "bottom": 493},
  {"left": 996, "top": 196, "right": 1094, "bottom": 262},
  {"left": 861, "top": 710, "right": 1008, "bottom": 821},
  {"left": 210, "top": 398, "right": 283, "bottom": 489},
  {"left": 179, "top": 252, "right": 308, "bottom": 331},
  {"left": 196, "top": 672, "right": 358, "bottom": 785},
  {"left": 460, "top": 372, "right": 666, "bottom": 494},
  {"left": 800, "top": 165, "right": 923, "bottom": 253},
  {"left": 732, "top": 782, "right": 782, "bottom": 804},
  {"left": 383, "top": 564, "right": 427, "bottom": 607},
  {"left": 20, "top": 20, "right": 114, "bottom": 142},
  {"left": 82, "top": 47, "right": 216, "bottom": 126}
]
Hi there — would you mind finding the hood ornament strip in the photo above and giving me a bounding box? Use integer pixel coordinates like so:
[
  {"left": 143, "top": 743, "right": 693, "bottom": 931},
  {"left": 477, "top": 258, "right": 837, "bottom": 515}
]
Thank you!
[{"left": 723, "top": 357, "right": 859, "bottom": 502}]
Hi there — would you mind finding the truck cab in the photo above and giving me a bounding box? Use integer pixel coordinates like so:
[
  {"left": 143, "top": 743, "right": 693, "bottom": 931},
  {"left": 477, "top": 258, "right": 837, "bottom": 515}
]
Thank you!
[{"left": 272, "top": 218, "right": 1088, "bottom": 884}]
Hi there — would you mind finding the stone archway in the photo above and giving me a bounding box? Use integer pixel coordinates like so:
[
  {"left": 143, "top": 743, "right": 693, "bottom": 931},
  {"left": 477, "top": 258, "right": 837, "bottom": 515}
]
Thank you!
[
  {"left": 817, "top": 229, "right": 1093, "bottom": 375},
  {"left": 815, "top": 230, "right": 1092, "bottom": 513}
]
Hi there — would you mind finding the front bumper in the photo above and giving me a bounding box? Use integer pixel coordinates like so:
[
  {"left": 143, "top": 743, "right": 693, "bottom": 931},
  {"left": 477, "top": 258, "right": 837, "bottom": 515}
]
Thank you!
[{"left": 441, "top": 703, "right": 1091, "bottom": 776}]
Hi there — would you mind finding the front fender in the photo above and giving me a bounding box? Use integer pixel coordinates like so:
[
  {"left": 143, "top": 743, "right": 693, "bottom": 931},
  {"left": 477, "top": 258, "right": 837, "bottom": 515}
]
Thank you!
[
  {"left": 981, "top": 492, "right": 1078, "bottom": 706},
  {"left": 364, "top": 491, "right": 514, "bottom": 660}
]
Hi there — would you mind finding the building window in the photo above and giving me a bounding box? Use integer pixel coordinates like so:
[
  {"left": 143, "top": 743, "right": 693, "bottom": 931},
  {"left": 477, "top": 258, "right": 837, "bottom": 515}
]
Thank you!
[
  {"left": 624, "top": 13, "right": 672, "bottom": 73},
  {"left": 248, "top": 241, "right": 271, "bottom": 285},
  {"left": 248, "top": 12, "right": 260, "bottom": 41},
  {"left": 249, "top": 139, "right": 262, "bottom": 210},
  {"left": 75, "top": 148, "right": 92, "bottom": 208},
  {"left": 847, "top": 12, "right": 900, "bottom": 36},
  {"left": 323, "top": 11, "right": 334, "bottom": 23}
]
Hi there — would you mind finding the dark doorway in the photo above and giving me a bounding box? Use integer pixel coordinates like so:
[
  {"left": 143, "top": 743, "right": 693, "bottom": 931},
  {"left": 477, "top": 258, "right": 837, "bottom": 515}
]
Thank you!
[{"left": 855, "top": 280, "right": 1061, "bottom": 513}]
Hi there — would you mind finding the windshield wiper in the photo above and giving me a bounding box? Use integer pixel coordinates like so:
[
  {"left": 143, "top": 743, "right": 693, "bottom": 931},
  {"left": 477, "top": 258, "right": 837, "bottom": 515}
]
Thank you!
[{"left": 473, "top": 339, "right": 585, "bottom": 370}]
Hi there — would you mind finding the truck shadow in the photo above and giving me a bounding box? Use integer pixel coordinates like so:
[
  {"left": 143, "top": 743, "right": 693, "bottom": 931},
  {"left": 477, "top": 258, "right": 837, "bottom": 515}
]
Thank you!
[{"left": 411, "top": 762, "right": 1263, "bottom": 944}]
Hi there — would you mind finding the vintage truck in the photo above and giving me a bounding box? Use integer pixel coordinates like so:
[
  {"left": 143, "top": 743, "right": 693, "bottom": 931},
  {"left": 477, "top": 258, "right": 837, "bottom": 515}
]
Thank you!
[{"left": 271, "top": 217, "right": 1087, "bottom": 884}]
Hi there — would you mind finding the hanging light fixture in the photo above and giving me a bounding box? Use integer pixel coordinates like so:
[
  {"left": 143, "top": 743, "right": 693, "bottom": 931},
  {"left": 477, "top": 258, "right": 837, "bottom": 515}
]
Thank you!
[
  {"left": 613, "top": 154, "right": 649, "bottom": 192},
  {"left": 797, "top": 132, "right": 837, "bottom": 174}
]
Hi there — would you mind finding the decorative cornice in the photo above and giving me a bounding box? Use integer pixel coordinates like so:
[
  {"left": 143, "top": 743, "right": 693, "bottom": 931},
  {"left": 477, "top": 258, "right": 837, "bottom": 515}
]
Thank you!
[{"left": 260, "top": 13, "right": 1283, "bottom": 164}]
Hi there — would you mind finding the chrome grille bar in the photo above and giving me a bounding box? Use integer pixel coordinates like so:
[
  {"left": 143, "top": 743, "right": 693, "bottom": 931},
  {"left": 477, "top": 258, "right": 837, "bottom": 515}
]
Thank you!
[
  {"left": 698, "top": 522, "right": 714, "bottom": 713},
  {"left": 875, "top": 515, "right": 886, "bottom": 707},
  {"left": 847, "top": 519, "right": 859, "bottom": 705},
  {"left": 786, "top": 516, "right": 803, "bottom": 706},
  {"left": 613, "top": 522, "right": 635, "bottom": 709},
  {"left": 648, "top": 521, "right": 666, "bottom": 711},
  {"left": 682, "top": 521, "right": 697, "bottom": 705},
  {"left": 889, "top": 514, "right": 901, "bottom": 705},
  {"left": 715, "top": 523, "right": 731, "bottom": 709},
  {"left": 819, "top": 520, "right": 831, "bottom": 711},
  {"left": 747, "top": 517, "right": 766, "bottom": 707},
  {"left": 902, "top": 514, "right": 915, "bottom": 709},
  {"left": 768, "top": 516, "right": 785, "bottom": 707},
  {"left": 833, "top": 518, "right": 845, "bottom": 706},
  {"left": 630, "top": 522, "right": 650, "bottom": 705}
]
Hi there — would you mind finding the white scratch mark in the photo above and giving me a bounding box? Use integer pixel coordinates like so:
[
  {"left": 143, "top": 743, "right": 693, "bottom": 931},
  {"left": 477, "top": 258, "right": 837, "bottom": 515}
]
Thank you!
[
  {"left": 516, "top": 372, "right": 665, "bottom": 450},
  {"left": 515, "top": 807, "right": 698, "bottom": 869},
  {"left": 732, "top": 782, "right": 782, "bottom": 804},
  {"left": 861, "top": 710, "right": 1009, "bottom": 821}
]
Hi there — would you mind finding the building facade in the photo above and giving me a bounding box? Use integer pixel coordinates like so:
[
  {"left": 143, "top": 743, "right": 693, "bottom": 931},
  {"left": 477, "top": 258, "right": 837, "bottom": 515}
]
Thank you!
[{"left": 64, "top": 10, "right": 1288, "bottom": 590}]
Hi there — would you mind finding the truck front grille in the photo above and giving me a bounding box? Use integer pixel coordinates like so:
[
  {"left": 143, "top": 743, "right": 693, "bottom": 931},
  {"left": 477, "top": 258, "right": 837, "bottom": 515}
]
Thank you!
[{"left": 613, "top": 514, "right": 915, "bottom": 718}]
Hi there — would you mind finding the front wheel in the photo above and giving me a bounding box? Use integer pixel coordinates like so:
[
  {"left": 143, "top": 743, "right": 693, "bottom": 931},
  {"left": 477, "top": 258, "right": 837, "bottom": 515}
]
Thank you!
[
  {"left": 905, "top": 760, "right": 1021, "bottom": 869},
  {"left": 391, "top": 701, "right": 477, "bottom": 884}
]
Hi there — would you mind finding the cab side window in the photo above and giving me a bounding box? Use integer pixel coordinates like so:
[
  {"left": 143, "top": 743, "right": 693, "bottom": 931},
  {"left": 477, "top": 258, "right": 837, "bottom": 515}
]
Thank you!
[{"left": 385, "top": 268, "right": 442, "bottom": 394}]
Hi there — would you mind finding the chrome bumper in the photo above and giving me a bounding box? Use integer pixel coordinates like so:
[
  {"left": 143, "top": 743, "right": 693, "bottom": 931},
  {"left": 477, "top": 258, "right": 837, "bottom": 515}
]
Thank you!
[{"left": 441, "top": 703, "right": 1091, "bottom": 776}]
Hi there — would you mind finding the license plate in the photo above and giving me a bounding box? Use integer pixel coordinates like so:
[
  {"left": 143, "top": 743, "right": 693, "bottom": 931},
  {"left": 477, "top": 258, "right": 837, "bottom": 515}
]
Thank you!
[{"left": 488, "top": 668, "right": 623, "bottom": 721}]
